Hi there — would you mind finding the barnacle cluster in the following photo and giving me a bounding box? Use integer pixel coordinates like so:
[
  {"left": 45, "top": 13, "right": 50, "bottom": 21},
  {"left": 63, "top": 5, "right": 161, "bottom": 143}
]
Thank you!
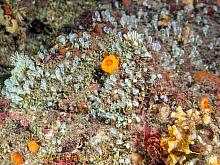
[{"left": 2, "top": 44, "right": 95, "bottom": 112}]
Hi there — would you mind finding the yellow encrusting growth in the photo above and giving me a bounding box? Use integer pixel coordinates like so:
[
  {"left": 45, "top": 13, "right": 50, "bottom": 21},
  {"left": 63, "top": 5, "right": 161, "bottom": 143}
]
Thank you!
[{"left": 160, "top": 106, "right": 213, "bottom": 165}]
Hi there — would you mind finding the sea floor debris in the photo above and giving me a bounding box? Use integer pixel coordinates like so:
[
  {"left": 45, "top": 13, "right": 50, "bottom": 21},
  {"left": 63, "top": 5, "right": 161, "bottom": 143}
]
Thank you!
[{"left": 0, "top": 0, "right": 220, "bottom": 164}]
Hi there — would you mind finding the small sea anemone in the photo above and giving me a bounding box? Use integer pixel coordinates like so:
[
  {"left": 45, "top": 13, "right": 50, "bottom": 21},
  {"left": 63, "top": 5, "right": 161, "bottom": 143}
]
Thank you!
[
  {"left": 10, "top": 152, "right": 24, "bottom": 165},
  {"left": 28, "top": 140, "right": 40, "bottom": 153},
  {"left": 101, "top": 54, "right": 119, "bottom": 74},
  {"left": 4, "top": 6, "right": 12, "bottom": 15}
]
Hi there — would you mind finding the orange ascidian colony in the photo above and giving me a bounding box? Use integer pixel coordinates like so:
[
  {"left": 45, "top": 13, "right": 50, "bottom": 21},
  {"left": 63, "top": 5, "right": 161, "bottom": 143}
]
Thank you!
[
  {"left": 28, "top": 140, "right": 40, "bottom": 153},
  {"left": 10, "top": 152, "right": 24, "bottom": 165},
  {"left": 200, "top": 98, "right": 212, "bottom": 113},
  {"left": 101, "top": 54, "right": 119, "bottom": 74}
]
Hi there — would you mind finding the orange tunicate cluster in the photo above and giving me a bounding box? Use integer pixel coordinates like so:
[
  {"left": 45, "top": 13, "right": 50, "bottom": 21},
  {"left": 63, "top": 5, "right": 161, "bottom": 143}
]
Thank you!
[
  {"left": 200, "top": 98, "right": 212, "bottom": 113},
  {"left": 101, "top": 54, "right": 119, "bottom": 74}
]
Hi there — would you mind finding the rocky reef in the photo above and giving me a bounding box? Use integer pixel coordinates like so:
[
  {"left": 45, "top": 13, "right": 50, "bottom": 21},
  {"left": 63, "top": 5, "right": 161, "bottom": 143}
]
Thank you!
[{"left": 0, "top": 0, "right": 220, "bottom": 164}]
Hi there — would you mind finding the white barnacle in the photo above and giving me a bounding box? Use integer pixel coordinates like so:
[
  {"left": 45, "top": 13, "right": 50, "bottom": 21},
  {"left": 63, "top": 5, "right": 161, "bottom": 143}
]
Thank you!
[
  {"left": 69, "top": 33, "right": 77, "bottom": 43},
  {"left": 141, "top": 51, "right": 151, "bottom": 58},
  {"left": 65, "top": 75, "right": 73, "bottom": 82},
  {"left": 124, "top": 78, "right": 132, "bottom": 88},
  {"left": 45, "top": 71, "right": 50, "bottom": 77},
  {"left": 36, "top": 66, "right": 44, "bottom": 77},
  {"left": 138, "top": 8, "right": 144, "bottom": 20},
  {"left": 27, "top": 79, "right": 35, "bottom": 87},
  {"left": 103, "top": 26, "right": 110, "bottom": 34},
  {"left": 177, "top": 26, "right": 182, "bottom": 36},
  {"left": 38, "top": 51, "right": 45, "bottom": 60},
  {"left": 177, "top": 10, "right": 184, "bottom": 22},
  {"left": 23, "top": 81, "right": 30, "bottom": 94},
  {"left": 147, "top": 36, "right": 153, "bottom": 44},
  {"left": 109, "top": 75, "right": 117, "bottom": 83},
  {"left": 79, "top": 37, "right": 85, "bottom": 45},
  {"left": 152, "top": 41, "right": 161, "bottom": 52},
  {"left": 40, "top": 79, "right": 47, "bottom": 91},
  {"left": 58, "top": 35, "right": 66, "bottom": 45},
  {"left": 202, "top": 25, "right": 209, "bottom": 36},
  {"left": 171, "top": 21, "right": 177, "bottom": 36},
  {"left": 10, "top": 94, "right": 23, "bottom": 104},
  {"left": 120, "top": 15, "right": 127, "bottom": 27},
  {"left": 117, "top": 31, "right": 123, "bottom": 40},
  {"left": 112, "top": 42, "right": 121, "bottom": 52},
  {"left": 74, "top": 42, "right": 80, "bottom": 49},
  {"left": 165, "top": 28, "right": 170, "bottom": 37},
  {"left": 58, "top": 64, "right": 65, "bottom": 74},
  {"left": 77, "top": 75, "right": 84, "bottom": 82},
  {"left": 55, "top": 66, "right": 62, "bottom": 81},
  {"left": 40, "top": 45, "right": 48, "bottom": 54},
  {"left": 190, "top": 46, "right": 199, "bottom": 57},
  {"left": 101, "top": 10, "right": 106, "bottom": 20},
  {"left": 109, "top": 16, "right": 115, "bottom": 24},
  {"left": 94, "top": 11, "right": 101, "bottom": 22},
  {"left": 132, "top": 88, "right": 139, "bottom": 95},
  {"left": 144, "top": 28, "right": 149, "bottom": 37},
  {"left": 83, "top": 31, "right": 90, "bottom": 40},
  {"left": 123, "top": 31, "right": 144, "bottom": 46},
  {"left": 133, "top": 100, "right": 139, "bottom": 107}
]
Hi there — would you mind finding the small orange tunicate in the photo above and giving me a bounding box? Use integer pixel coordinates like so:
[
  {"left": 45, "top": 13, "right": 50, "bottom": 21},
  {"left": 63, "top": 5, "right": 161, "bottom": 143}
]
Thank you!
[
  {"left": 200, "top": 98, "right": 212, "bottom": 113},
  {"left": 4, "top": 6, "right": 12, "bottom": 15},
  {"left": 28, "top": 140, "right": 40, "bottom": 153},
  {"left": 10, "top": 152, "right": 24, "bottom": 165},
  {"left": 101, "top": 54, "right": 119, "bottom": 74}
]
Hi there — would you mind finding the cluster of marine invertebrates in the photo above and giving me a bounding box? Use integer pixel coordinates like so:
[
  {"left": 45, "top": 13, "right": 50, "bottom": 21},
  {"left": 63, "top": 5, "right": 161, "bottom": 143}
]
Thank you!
[{"left": 1, "top": 0, "right": 220, "bottom": 164}]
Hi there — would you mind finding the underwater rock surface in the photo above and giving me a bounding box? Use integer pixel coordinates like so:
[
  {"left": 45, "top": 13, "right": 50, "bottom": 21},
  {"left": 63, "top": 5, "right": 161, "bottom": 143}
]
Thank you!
[{"left": 0, "top": 0, "right": 220, "bottom": 164}]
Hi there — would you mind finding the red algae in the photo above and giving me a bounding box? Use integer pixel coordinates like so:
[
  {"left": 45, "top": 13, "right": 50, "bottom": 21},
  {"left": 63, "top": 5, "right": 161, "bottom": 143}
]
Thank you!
[{"left": 144, "top": 125, "right": 165, "bottom": 165}]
